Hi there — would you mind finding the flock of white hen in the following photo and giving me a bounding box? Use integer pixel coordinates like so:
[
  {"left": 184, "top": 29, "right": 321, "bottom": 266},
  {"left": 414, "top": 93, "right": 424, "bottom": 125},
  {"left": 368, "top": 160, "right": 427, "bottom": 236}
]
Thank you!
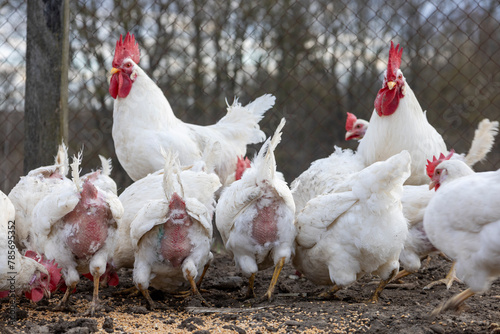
[{"left": 1, "top": 35, "right": 499, "bottom": 318}]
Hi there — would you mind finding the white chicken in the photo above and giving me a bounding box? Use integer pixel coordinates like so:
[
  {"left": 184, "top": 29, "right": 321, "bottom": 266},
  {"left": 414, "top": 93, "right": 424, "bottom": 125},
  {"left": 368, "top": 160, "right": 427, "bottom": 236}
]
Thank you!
[
  {"left": 9, "top": 144, "right": 69, "bottom": 250},
  {"left": 397, "top": 119, "right": 498, "bottom": 283},
  {"left": 357, "top": 42, "right": 448, "bottom": 185},
  {"left": 0, "top": 191, "right": 50, "bottom": 302},
  {"left": 291, "top": 147, "right": 365, "bottom": 214},
  {"left": 10, "top": 151, "right": 123, "bottom": 315},
  {"left": 345, "top": 112, "right": 369, "bottom": 141},
  {"left": 216, "top": 118, "right": 296, "bottom": 301},
  {"left": 115, "top": 148, "right": 221, "bottom": 309},
  {"left": 109, "top": 32, "right": 275, "bottom": 183},
  {"left": 423, "top": 158, "right": 500, "bottom": 314},
  {"left": 293, "top": 150, "right": 411, "bottom": 302}
]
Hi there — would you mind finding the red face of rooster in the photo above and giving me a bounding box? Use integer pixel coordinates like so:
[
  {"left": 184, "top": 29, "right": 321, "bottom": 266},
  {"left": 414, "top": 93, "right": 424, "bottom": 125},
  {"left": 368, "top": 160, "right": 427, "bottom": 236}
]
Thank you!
[
  {"left": 426, "top": 150, "right": 455, "bottom": 191},
  {"left": 109, "top": 32, "right": 140, "bottom": 99},
  {"left": 374, "top": 42, "right": 406, "bottom": 116},
  {"left": 345, "top": 112, "right": 369, "bottom": 141}
]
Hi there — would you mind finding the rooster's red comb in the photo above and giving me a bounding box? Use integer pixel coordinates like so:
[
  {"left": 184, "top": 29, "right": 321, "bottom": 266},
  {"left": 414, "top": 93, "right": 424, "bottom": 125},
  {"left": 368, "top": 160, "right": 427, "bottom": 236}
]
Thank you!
[
  {"left": 387, "top": 41, "right": 403, "bottom": 76},
  {"left": 345, "top": 112, "right": 357, "bottom": 131},
  {"left": 235, "top": 156, "right": 251, "bottom": 181},
  {"left": 426, "top": 149, "right": 455, "bottom": 179},
  {"left": 112, "top": 32, "right": 140, "bottom": 67}
]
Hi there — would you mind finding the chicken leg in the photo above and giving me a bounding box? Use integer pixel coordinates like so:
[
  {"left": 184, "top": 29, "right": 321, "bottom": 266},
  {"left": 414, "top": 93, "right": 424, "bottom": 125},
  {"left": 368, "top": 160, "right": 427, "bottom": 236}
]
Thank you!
[
  {"left": 174, "top": 269, "right": 210, "bottom": 306},
  {"left": 54, "top": 282, "right": 77, "bottom": 312},
  {"left": 261, "top": 257, "right": 285, "bottom": 301},
  {"left": 430, "top": 288, "right": 475, "bottom": 316},
  {"left": 368, "top": 268, "right": 398, "bottom": 303},
  {"left": 317, "top": 284, "right": 341, "bottom": 300},
  {"left": 392, "top": 269, "right": 412, "bottom": 282},
  {"left": 138, "top": 283, "right": 156, "bottom": 310},
  {"left": 245, "top": 273, "right": 257, "bottom": 299},
  {"left": 196, "top": 262, "right": 210, "bottom": 291},
  {"left": 113, "top": 285, "right": 140, "bottom": 297},
  {"left": 84, "top": 270, "right": 102, "bottom": 316}
]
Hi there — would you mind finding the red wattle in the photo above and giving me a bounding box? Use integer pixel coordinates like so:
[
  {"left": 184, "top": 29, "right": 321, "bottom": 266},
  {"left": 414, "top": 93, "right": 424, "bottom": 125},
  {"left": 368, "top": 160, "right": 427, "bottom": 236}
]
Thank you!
[
  {"left": 374, "top": 87, "right": 400, "bottom": 116},
  {"left": 108, "top": 271, "right": 119, "bottom": 286},
  {"left": 109, "top": 72, "right": 133, "bottom": 99},
  {"left": 26, "top": 288, "right": 44, "bottom": 302},
  {"left": 109, "top": 73, "right": 119, "bottom": 99}
]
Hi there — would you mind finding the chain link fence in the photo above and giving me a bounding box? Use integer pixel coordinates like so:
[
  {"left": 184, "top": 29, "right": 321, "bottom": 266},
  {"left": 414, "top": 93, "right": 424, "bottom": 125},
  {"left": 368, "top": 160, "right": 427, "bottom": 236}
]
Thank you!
[{"left": 1, "top": 0, "right": 500, "bottom": 193}]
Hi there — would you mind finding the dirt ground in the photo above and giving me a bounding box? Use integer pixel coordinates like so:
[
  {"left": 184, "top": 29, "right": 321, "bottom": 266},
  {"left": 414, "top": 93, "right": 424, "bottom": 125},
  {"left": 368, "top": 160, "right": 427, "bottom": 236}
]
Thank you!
[{"left": 2, "top": 249, "right": 500, "bottom": 334}]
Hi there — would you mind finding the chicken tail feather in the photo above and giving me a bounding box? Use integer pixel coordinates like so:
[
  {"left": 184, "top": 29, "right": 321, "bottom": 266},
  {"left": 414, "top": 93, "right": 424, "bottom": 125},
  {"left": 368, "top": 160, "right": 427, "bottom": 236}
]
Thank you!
[{"left": 464, "top": 119, "right": 499, "bottom": 167}]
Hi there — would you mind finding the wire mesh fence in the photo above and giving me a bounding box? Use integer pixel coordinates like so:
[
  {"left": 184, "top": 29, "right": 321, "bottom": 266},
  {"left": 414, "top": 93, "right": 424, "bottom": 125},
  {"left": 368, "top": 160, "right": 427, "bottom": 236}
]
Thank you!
[{"left": 1, "top": 0, "right": 500, "bottom": 193}]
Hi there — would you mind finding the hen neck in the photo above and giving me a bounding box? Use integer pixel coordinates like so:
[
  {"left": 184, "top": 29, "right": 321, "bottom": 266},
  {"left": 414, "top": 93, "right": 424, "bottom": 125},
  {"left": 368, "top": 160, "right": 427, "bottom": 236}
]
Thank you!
[{"left": 113, "top": 67, "right": 180, "bottom": 128}]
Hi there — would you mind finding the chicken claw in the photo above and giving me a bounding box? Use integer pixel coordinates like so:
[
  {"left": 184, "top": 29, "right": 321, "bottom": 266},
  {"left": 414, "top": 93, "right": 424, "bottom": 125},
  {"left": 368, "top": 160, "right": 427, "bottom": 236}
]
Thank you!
[
  {"left": 424, "top": 262, "right": 460, "bottom": 290},
  {"left": 113, "top": 286, "right": 140, "bottom": 297},
  {"left": 54, "top": 282, "right": 77, "bottom": 313},
  {"left": 244, "top": 273, "right": 257, "bottom": 300},
  {"left": 83, "top": 272, "right": 103, "bottom": 316},
  {"left": 138, "top": 283, "right": 156, "bottom": 310},
  {"left": 317, "top": 284, "right": 341, "bottom": 300},
  {"left": 368, "top": 269, "right": 398, "bottom": 303},
  {"left": 174, "top": 269, "right": 211, "bottom": 306},
  {"left": 430, "top": 288, "right": 474, "bottom": 316}
]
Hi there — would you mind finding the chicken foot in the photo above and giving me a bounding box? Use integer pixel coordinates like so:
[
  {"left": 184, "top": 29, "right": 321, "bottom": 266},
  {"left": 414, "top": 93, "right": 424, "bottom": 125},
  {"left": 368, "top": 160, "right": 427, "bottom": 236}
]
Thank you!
[
  {"left": 317, "top": 284, "right": 341, "bottom": 300},
  {"left": 430, "top": 288, "right": 475, "bottom": 316},
  {"left": 244, "top": 273, "right": 257, "bottom": 299},
  {"left": 54, "top": 282, "right": 77, "bottom": 312},
  {"left": 392, "top": 269, "right": 412, "bottom": 282},
  {"left": 113, "top": 285, "right": 140, "bottom": 297},
  {"left": 260, "top": 257, "right": 285, "bottom": 302},
  {"left": 393, "top": 255, "right": 434, "bottom": 283},
  {"left": 83, "top": 271, "right": 103, "bottom": 316},
  {"left": 368, "top": 268, "right": 398, "bottom": 303},
  {"left": 424, "top": 262, "right": 460, "bottom": 290},
  {"left": 138, "top": 283, "right": 156, "bottom": 310},
  {"left": 174, "top": 269, "right": 210, "bottom": 306}
]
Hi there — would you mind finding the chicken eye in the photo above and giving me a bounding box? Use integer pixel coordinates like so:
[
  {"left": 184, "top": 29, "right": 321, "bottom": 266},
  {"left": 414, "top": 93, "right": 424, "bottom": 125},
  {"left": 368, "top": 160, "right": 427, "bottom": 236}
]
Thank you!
[
  {"left": 125, "top": 63, "right": 132, "bottom": 68},
  {"left": 398, "top": 74, "right": 402, "bottom": 79},
  {"left": 355, "top": 125, "right": 361, "bottom": 129}
]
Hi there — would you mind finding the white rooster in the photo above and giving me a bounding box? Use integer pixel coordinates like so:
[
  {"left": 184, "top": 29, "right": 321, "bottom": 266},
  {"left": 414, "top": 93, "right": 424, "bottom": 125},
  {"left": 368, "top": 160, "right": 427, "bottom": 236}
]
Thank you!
[
  {"left": 109, "top": 32, "right": 275, "bottom": 183},
  {"left": 423, "top": 158, "right": 500, "bottom": 314},
  {"left": 293, "top": 150, "right": 411, "bottom": 302},
  {"left": 357, "top": 42, "right": 448, "bottom": 185},
  {"left": 114, "top": 148, "right": 221, "bottom": 309},
  {"left": 215, "top": 118, "right": 296, "bottom": 301}
]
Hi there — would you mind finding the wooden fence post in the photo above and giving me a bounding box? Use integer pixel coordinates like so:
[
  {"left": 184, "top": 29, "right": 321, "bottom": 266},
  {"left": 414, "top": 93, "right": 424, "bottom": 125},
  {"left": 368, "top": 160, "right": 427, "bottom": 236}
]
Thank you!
[{"left": 24, "top": 0, "right": 69, "bottom": 173}]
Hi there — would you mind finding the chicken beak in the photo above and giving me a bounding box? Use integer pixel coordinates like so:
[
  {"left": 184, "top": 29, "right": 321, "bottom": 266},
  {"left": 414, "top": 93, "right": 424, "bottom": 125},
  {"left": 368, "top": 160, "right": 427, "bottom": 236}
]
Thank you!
[
  {"left": 44, "top": 287, "right": 51, "bottom": 299},
  {"left": 428, "top": 181, "right": 436, "bottom": 190},
  {"left": 110, "top": 67, "right": 120, "bottom": 75},
  {"left": 387, "top": 81, "right": 396, "bottom": 90}
]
